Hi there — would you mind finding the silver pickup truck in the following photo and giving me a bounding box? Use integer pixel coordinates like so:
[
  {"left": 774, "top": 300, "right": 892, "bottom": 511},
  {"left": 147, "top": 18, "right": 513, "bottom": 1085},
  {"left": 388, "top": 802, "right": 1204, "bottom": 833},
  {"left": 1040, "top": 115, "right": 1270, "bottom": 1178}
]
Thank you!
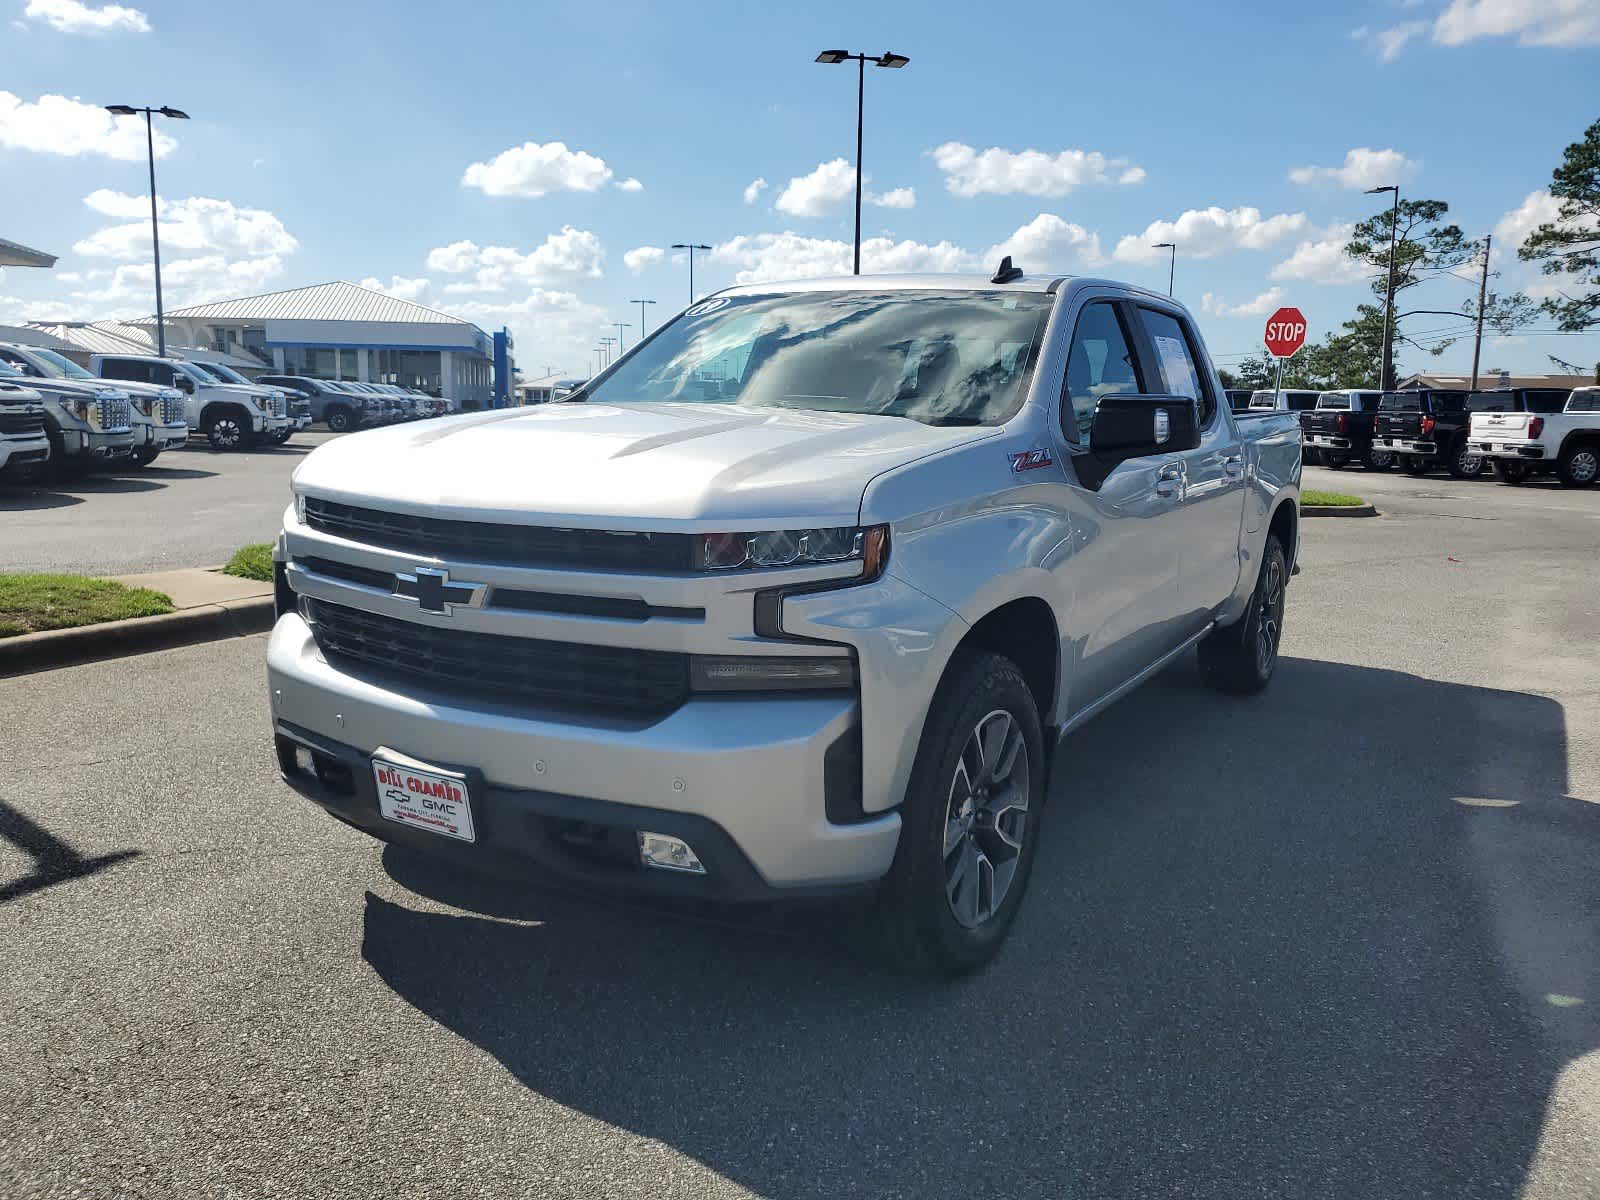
[{"left": 268, "top": 269, "right": 1301, "bottom": 974}]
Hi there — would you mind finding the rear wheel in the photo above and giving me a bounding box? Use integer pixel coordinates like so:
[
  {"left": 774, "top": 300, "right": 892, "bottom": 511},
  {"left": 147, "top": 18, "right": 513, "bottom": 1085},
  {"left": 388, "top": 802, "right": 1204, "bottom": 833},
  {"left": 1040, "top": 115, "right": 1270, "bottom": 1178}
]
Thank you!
[
  {"left": 1557, "top": 442, "right": 1599, "bottom": 488},
  {"left": 1491, "top": 458, "right": 1530, "bottom": 485},
  {"left": 1323, "top": 452, "right": 1348, "bottom": 469},
  {"left": 1364, "top": 447, "right": 1394, "bottom": 471},
  {"left": 1446, "top": 441, "right": 1485, "bottom": 479},
  {"left": 1198, "top": 535, "right": 1288, "bottom": 694},
  {"left": 878, "top": 650, "right": 1044, "bottom": 977}
]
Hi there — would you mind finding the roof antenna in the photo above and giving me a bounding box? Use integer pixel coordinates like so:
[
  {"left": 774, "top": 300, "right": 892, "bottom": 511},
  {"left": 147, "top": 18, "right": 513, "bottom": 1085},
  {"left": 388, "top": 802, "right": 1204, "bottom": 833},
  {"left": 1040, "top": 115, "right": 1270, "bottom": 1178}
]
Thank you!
[{"left": 990, "top": 255, "right": 1023, "bottom": 284}]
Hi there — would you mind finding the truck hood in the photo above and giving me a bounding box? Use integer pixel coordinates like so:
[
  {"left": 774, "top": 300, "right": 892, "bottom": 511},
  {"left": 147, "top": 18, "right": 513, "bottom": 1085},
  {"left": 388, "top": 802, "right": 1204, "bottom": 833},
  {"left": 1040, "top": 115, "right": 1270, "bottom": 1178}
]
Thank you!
[
  {"left": 293, "top": 402, "right": 995, "bottom": 527},
  {"left": 24, "top": 376, "right": 126, "bottom": 401}
]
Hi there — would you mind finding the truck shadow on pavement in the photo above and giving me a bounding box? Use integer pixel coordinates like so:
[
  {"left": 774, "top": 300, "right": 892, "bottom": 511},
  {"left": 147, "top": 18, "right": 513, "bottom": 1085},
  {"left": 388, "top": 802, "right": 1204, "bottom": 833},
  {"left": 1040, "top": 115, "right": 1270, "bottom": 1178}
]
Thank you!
[
  {"left": 0, "top": 799, "right": 140, "bottom": 904},
  {"left": 361, "top": 655, "right": 1597, "bottom": 1199}
]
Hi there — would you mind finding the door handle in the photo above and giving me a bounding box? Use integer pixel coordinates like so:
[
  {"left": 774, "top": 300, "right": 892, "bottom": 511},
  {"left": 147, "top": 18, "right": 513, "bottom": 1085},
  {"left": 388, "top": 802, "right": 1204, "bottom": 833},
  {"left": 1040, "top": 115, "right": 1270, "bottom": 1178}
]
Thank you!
[
  {"left": 1223, "top": 454, "right": 1245, "bottom": 477},
  {"left": 1155, "top": 461, "right": 1184, "bottom": 498}
]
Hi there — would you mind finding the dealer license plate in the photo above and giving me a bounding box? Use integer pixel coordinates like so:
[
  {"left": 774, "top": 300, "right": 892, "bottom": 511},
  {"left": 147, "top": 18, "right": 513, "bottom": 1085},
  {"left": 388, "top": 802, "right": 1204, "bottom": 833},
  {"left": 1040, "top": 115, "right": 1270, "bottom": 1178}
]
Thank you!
[{"left": 373, "top": 753, "right": 476, "bottom": 843}]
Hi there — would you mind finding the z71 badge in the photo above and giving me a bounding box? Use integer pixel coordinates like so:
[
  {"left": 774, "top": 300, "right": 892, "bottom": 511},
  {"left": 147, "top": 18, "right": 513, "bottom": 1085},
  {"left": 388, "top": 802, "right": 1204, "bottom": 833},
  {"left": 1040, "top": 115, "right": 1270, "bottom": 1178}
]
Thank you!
[{"left": 1009, "top": 447, "right": 1055, "bottom": 472}]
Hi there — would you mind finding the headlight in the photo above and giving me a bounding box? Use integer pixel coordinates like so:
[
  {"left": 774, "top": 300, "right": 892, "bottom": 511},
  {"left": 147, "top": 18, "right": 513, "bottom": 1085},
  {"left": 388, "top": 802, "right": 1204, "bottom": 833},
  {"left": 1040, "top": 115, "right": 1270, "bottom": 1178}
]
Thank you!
[
  {"left": 689, "top": 655, "right": 856, "bottom": 692},
  {"left": 254, "top": 395, "right": 273, "bottom": 411},
  {"left": 134, "top": 396, "right": 155, "bottom": 416},
  {"left": 697, "top": 525, "right": 890, "bottom": 573},
  {"left": 293, "top": 492, "right": 306, "bottom": 524}
]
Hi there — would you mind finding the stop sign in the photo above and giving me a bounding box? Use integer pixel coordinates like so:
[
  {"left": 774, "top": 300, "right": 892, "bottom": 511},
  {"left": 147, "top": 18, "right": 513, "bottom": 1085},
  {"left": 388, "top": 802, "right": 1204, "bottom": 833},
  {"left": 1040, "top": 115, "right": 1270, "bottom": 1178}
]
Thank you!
[{"left": 1264, "top": 307, "right": 1308, "bottom": 358}]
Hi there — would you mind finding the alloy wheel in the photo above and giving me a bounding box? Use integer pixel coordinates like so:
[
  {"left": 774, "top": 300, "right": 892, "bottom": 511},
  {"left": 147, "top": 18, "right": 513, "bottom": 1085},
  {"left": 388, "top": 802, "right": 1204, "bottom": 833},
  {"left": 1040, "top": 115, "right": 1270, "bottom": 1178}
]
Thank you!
[
  {"left": 1570, "top": 449, "right": 1598, "bottom": 484},
  {"left": 212, "top": 417, "right": 242, "bottom": 448},
  {"left": 1256, "top": 554, "right": 1285, "bottom": 678},
  {"left": 943, "top": 709, "right": 1031, "bottom": 929}
]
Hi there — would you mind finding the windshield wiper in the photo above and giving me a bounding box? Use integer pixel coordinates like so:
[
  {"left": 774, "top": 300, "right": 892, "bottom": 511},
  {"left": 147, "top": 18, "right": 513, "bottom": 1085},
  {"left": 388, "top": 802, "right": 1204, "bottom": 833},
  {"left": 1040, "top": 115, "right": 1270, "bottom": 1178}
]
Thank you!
[{"left": 923, "top": 415, "right": 987, "bottom": 426}]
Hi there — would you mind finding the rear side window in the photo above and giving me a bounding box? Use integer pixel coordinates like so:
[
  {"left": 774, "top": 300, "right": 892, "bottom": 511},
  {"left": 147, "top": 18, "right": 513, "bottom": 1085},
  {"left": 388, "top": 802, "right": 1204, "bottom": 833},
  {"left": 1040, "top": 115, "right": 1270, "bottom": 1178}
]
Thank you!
[
  {"left": 1526, "top": 391, "right": 1567, "bottom": 413},
  {"left": 1435, "top": 392, "right": 1467, "bottom": 413},
  {"left": 1063, "top": 302, "right": 1143, "bottom": 441},
  {"left": 1249, "top": 391, "right": 1276, "bottom": 409},
  {"left": 101, "top": 359, "right": 149, "bottom": 383},
  {"left": 1139, "top": 307, "right": 1215, "bottom": 427},
  {"left": 1568, "top": 390, "right": 1600, "bottom": 412}
]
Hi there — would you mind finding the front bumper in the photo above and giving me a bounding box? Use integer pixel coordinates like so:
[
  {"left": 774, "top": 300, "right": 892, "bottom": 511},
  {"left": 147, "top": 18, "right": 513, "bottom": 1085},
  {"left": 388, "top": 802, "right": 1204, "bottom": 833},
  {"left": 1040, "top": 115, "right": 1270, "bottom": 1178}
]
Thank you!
[
  {"left": 253, "top": 412, "right": 292, "bottom": 434},
  {"left": 1376, "top": 437, "right": 1437, "bottom": 456},
  {"left": 266, "top": 614, "right": 901, "bottom": 895},
  {"left": 0, "top": 434, "right": 51, "bottom": 471},
  {"left": 1473, "top": 440, "right": 1545, "bottom": 459},
  {"left": 68, "top": 428, "right": 136, "bottom": 460},
  {"left": 136, "top": 421, "right": 190, "bottom": 451}
]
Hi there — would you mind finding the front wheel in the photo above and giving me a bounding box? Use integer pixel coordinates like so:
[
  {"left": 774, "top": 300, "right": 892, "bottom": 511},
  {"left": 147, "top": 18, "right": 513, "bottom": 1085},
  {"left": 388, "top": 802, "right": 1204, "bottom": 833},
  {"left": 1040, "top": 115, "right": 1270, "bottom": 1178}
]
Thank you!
[
  {"left": 130, "top": 446, "right": 160, "bottom": 467},
  {"left": 1198, "top": 535, "right": 1288, "bottom": 694},
  {"left": 1557, "top": 442, "right": 1599, "bottom": 488},
  {"left": 205, "top": 410, "right": 252, "bottom": 452},
  {"left": 877, "top": 650, "right": 1044, "bottom": 977},
  {"left": 1491, "top": 458, "right": 1530, "bottom": 485},
  {"left": 270, "top": 429, "right": 293, "bottom": 445},
  {"left": 324, "top": 406, "right": 353, "bottom": 434}
]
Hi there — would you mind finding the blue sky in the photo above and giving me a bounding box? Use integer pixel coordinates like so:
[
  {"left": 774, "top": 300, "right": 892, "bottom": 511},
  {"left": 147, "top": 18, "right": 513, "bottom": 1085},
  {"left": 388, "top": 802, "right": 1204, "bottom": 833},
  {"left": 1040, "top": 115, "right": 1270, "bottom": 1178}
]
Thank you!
[{"left": 2, "top": 0, "right": 1597, "bottom": 380}]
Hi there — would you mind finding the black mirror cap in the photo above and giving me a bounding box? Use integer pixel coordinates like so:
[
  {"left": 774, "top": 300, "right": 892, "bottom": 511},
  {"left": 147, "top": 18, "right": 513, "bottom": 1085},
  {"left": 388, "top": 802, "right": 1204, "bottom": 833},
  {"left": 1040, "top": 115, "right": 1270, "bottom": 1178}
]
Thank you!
[{"left": 1089, "top": 394, "right": 1200, "bottom": 458}]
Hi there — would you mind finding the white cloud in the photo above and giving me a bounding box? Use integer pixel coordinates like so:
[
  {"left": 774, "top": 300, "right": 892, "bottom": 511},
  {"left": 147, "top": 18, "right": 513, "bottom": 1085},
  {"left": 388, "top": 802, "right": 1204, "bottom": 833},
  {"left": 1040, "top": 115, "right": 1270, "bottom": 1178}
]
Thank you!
[
  {"left": 424, "top": 227, "right": 604, "bottom": 291},
  {"left": 1200, "top": 287, "right": 1286, "bottom": 319},
  {"left": 623, "top": 245, "right": 665, "bottom": 273},
  {"left": 743, "top": 177, "right": 768, "bottom": 205},
  {"left": 1269, "top": 223, "right": 1370, "bottom": 284},
  {"left": 1114, "top": 207, "right": 1313, "bottom": 263},
  {"left": 460, "top": 140, "right": 614, "bottom": 198},
  {"left": 0, "top": 91, "right": 175, "bottom": 160},
  {"left": 711, "top": 232, "right": 973, "bottom": 283},
  {"left": 930, "top": 141, "right": 1145, "bottom": 198},
  {"left": 985, "top": 213, "right": 1104, "bottom": 269},
  {"left": 1353, "top": 20, "right": 1428, "bottom": 60},
  {"left": 1435, "top": 0, "right": 1600, "bottom": 47},
  {"left": 867, "top": 187, "right": 916, "bottom": 210},
  {"left": 357, "top": 275, "right": 432, "bottom": 302},
  {"left": 68, "top": 255, "right": 289, "bottom": 310},
  {"left": 614, "top": 177, "right": 643, "bottom": 193},
  {"left": 1493, "top": 190, "right": 1565, "bottom": 251},
  {"left": 23, "top": 0, "right": 149, "bottom": 34},
  {"left": 445, "top": 288, "right": 609, "bottom": 378},
  {"left": 73, "top": 192, "right": 299, "bottom": 260},
  {"left": 775, "top": 159, "right": 856, "bottom": 218},
  {"left": 1288, "top": 147, "right": 1419, "bottom": 190}
]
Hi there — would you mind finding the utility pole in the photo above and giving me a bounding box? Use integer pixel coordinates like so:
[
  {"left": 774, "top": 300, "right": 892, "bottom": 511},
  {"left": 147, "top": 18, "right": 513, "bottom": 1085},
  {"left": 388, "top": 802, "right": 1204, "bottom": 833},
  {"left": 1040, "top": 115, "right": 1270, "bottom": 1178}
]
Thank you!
[{"left": 1470, "top": 233, "right": 1491, "bottom": 391}]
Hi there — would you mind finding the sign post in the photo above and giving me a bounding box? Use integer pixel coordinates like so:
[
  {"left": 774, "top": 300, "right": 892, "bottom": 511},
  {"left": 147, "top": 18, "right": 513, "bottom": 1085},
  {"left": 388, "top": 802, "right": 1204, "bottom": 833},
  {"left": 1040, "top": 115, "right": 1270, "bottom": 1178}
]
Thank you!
[{"left": 1264, "top": 306, "right": 1308, "bottom": 394}]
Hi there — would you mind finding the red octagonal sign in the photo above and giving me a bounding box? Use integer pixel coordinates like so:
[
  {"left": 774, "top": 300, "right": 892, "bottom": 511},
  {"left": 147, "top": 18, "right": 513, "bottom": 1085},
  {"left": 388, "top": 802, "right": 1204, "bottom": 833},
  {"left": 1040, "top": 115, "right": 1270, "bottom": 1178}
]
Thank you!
[{"left": 1264, "top": 307, "right": 1308, "bottom": 358}]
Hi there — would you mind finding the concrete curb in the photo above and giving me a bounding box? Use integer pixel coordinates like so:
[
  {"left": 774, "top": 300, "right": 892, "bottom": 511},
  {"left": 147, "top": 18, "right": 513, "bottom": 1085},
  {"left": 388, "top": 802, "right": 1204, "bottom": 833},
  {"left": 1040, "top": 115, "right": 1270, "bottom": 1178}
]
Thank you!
[
  {"left": 1302, "top": 503, "right": 1379, "bottom": 518},
  {"left": 0, "top": 595, "right": 274, "bottom": 678}
]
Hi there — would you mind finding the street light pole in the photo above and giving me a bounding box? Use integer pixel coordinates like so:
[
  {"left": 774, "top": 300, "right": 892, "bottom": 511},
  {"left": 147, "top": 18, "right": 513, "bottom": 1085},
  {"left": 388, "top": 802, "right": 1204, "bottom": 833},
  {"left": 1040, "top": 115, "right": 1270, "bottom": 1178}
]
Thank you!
[
  {"left": 1367, "top": 184, "right": 1400, "bottom": 390},
  {"left": 631, "top": 298, "right": 656, "bottom": 342},
  {"left": 612, "top": 321, "right": 631, "bottom": 355},
  {"left": 670, "top": 243, "right": 711, "bottom": 304},
  {"left": 814, "top": 49, "right": 910, "bottom": 275},
  {"left": 1152, "top": 242, "right": 1175, "bottom": 296},
  {"left": 104, "top": 103, "right": 189, "bottom": 357}
]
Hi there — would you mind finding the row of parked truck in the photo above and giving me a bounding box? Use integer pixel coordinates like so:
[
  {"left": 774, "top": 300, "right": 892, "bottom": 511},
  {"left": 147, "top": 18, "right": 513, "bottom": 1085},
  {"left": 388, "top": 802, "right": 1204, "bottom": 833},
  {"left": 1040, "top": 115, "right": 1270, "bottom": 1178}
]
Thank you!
[
  {"left": 1226, "top": 385, "right": 1600, "bottom": 487},
  {"left": 0, "top": 340, "right": 453, "bottom": 481}
]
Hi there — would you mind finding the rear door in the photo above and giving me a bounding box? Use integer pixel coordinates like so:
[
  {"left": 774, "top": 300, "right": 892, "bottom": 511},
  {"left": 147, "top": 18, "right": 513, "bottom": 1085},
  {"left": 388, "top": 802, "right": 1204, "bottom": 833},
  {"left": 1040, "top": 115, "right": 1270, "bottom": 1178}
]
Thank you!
[{"left": 1132, "top": 304, "right": 1246, "bottom": 629}]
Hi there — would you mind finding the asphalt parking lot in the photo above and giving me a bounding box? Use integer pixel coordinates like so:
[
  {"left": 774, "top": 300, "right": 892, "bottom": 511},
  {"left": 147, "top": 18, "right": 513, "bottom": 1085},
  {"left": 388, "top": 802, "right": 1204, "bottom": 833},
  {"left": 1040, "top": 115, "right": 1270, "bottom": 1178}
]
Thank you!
[
  {"left": 1, "top": 431, "right": 336, "bottom": 575},
  {"left": 2, "top": 470, "right": 1597, "bottom": 1199}
]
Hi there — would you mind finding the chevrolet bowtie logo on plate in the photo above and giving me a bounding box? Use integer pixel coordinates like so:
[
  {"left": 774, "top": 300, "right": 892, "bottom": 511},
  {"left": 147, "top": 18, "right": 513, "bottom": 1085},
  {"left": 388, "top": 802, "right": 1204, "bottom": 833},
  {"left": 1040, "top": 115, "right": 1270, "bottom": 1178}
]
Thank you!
[{"left": 393, "top": 567, "right": 488, "bottom": 615}]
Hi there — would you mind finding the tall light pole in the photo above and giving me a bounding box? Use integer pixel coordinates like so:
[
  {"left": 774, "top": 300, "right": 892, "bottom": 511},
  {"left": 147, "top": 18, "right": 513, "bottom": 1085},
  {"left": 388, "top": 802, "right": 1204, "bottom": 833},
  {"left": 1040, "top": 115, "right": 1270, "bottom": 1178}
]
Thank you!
[
  {"left": 611, "top": 321, "right": 631, "bottom": 355},
  {"left": 1152, "top": 242, "right": 1175, "bottom": 296},
  {"left": 599, "top": 336, "right": 618, "bottom": 367},
  {"left": 1366, "top": 184, "right": 1401, "bottom": 390},
  {"left": 104, "top": 103, "right": 189, "bottom": 357},
  {"left": 814, "top": 49, "right": 910, "bottom": 275},
  {"left": 670, "top": 244, "right": 711, "bottom": 303},
  {"left": 631, "top": 298, "right": 656, "bottom": 341}
]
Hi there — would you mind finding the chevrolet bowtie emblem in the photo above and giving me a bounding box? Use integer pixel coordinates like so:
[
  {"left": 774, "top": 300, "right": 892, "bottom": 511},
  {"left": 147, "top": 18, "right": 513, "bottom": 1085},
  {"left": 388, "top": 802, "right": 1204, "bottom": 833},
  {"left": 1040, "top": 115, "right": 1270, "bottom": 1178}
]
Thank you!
[{"left": 393, "top": 567, "right": 487, "bottom": 615}]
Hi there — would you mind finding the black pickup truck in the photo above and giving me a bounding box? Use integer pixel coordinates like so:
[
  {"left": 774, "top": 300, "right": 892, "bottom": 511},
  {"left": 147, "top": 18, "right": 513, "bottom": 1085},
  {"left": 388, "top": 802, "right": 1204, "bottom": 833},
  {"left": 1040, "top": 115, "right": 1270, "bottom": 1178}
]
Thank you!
[
  {"left": 1301, "top": 389, "right": 1391, "bottom": 470},
  {"left": 1374, "top": 389, "right": 1485, "bottom": 478}
]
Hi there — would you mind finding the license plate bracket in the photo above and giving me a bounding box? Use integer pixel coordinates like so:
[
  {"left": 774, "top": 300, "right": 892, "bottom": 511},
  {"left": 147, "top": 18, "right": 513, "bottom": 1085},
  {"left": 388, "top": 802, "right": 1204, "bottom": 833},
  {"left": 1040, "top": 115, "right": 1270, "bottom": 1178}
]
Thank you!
[{"left": 372, "top": 751, "right": 476, "bottom": 843}]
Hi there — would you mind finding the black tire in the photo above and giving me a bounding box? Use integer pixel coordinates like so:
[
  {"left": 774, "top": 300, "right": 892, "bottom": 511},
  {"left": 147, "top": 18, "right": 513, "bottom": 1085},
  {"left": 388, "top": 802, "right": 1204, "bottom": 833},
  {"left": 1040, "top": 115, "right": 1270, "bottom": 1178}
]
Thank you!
[
  {"left": 1198, "top": 535, "right": 1288, "bottom": 694},
  {"left": 1556, "top": 441, "right": 1599, "bottom": 489},
  {"left": 205, "top": 408, "right": 253, "bottom": 452},
  {"left": 1402, "top": 456, "right": 1431, "bottom": 476},
  {"left": 1301, "top": 447, "right": 1322, "bottom": 467},
  {"left": 1491, "top": 458, "right": 1530, "bottom": 485},
  {"left": 1323, "top": 452, "right": 1348, "bottom": 469},
  {"left": 324, "top": 406, "right": 353, "bottom": 434},
  {"left": 1445, "top": 440, "right": 1485, "bottom": 479},
  {"left": 1364, "top": 447, "right": 1394, "bottom": 471},
  {"left": 130, "top": 446, "right": 160, "bottom": 467},
  {"left": 877, "top": 649, "right": 1045, "bottom": 977},
  {"left": 271, "top": 429, "right": 293, "bottom": 445}
]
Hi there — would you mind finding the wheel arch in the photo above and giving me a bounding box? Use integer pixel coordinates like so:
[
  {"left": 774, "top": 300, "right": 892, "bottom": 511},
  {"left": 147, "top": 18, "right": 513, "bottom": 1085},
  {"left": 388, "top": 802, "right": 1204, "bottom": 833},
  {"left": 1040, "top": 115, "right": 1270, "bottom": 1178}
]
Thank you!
[
  {"left": 952, "top": 596, "right": 1059, "bottom": 726},
  {"left": 1269, "top": 498, "right": 1298, "bottom": 569}
]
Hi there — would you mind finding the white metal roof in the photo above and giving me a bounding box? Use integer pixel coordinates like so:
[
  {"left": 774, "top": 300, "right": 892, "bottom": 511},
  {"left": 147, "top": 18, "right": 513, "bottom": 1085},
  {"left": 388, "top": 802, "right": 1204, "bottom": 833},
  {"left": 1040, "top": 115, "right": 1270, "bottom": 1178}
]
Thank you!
[
  {"left": 25, "top": 320, "right": 154, "bottom": 355},
  {"left": 0, "top": 323, "right": 76, "bottom": 350},
  {"left": 0, "top": 237, "right": 58, "bottom": 268},
  {"left": 155, "top": 280, "right": 477, "bottom": 326}
]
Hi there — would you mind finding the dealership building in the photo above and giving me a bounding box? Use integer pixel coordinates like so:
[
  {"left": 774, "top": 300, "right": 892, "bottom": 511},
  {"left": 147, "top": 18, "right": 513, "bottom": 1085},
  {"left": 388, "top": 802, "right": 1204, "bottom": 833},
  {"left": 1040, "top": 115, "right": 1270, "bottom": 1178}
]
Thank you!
[{"left": 137, "top": 281, "right": 510, "bottom": 409}]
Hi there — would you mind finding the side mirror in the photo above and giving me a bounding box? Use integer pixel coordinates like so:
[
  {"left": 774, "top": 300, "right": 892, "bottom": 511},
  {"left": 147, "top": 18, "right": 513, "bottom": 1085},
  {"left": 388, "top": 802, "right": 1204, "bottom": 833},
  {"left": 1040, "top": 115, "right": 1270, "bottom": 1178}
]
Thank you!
[
  {"left": 175, "top": 375, "right": 194, "bottom": 393},
  {"left": 1075, "top": 395, "right": 1200, "bottom": 489}
]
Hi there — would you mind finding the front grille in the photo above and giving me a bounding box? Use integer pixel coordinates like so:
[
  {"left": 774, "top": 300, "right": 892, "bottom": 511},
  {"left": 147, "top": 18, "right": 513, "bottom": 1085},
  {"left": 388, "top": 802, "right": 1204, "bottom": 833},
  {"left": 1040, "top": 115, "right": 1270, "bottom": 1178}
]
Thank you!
[
  {"left": 272, "top": 395, "right": 287, "bottom": 418},
  {"left": 303, "top": 498, "right": 695, "bottom": 573},
  {"left": 0, "top": 406, "right": 45, "bottom": 437},
  {"left": 162, "top": 395, "right": 185, "bottom": 424},
  {"left": 98, "top": 396, "right": 132, "bottom": 431},
  {"left": 305, "top": 599, "right": 690, "bottom": 718}
]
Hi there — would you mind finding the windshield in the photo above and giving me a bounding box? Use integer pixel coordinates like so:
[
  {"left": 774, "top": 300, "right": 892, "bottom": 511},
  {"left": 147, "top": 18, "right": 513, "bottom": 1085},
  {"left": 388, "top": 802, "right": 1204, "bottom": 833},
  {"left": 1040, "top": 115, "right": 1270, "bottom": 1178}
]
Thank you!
[
  {"left": 1317, "top": 392, "right": 1350, "bottom": 410},
  {"left": 28, "top": 347, "right": 97, "bottom": 379},
  {"left": 580, "top": 290, "right": 1052, "bottom": 426},
  {"left": 203, "top": 362, "right": 251, "bottom": 384},
  {"left": 186, "top": 362, "right": 226, "bottom": 382},
  {"left": 1380, "top": 392, "right": 1423, "bottom": 411},
  {"left": 175, "top": 362, "right": 215, "bottom": 384}
]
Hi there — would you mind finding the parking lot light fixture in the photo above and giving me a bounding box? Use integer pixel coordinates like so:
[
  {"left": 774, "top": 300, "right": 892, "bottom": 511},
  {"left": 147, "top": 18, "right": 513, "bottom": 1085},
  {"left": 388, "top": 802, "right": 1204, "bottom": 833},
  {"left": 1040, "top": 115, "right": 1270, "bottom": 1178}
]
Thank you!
[
  {"left": 670, "top": 244, "right": 712, "bottom": 304},
  {"left": 103, "top": 103, "right": 190, "bottom": 357},
  {"left": 631, "top": 298, "right": 657, "bottom": 340},
  {"left": 813, "top": 48, "right": 911, "bottom": 274},
  {"left": 1152, "top": 242, "right": 1175, "bottom": 296}
]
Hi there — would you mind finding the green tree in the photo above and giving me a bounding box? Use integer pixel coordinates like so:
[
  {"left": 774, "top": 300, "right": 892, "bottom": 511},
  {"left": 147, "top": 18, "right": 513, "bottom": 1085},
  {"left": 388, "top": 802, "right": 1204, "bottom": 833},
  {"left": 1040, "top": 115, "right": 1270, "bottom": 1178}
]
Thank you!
[
  {"left": 1345, "top": 198, "right": 1473, "bottom": 385},
  {"left": 1519, "top": 118, "right": 1600, "bottom": 331}
]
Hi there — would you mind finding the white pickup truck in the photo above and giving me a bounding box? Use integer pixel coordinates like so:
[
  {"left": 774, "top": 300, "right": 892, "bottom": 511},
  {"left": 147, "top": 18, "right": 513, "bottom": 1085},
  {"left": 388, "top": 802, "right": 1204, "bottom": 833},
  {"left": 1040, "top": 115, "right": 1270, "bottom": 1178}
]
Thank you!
[
  {"left": 1470, "top": 386, "right": 1600, "bottom": 487},
  {"left": 93, "top": 353, "right": 290, "bottom": 450},
  {"left": 0, "top": 365, "right": 50, "bottom": 476},
  {"left": 268, "top": 269, "right": 1302, "bottom": 974}
]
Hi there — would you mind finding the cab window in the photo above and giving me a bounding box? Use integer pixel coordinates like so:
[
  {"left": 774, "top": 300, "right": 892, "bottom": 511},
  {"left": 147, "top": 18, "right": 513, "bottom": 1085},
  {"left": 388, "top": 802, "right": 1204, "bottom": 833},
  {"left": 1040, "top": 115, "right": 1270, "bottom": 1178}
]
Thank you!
[{"left": 1062, "top": 302, "right": 1143, "bottom": 442}]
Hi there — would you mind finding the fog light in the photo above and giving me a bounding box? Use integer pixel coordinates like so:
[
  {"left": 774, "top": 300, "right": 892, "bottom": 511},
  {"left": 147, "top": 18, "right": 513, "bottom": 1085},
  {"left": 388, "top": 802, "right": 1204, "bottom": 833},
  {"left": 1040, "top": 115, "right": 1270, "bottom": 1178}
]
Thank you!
[{"left": 637, "top": 832, "right": 705, "bottom": 875}]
